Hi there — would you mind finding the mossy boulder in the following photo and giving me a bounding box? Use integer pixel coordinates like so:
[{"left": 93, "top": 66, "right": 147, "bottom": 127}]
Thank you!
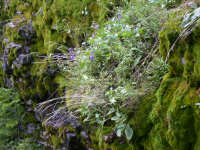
[{"left": 143, "top": 7, "right": 200, "bottom": 150}]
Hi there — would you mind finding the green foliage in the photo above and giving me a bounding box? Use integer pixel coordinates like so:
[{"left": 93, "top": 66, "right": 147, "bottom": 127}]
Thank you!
[
  {"left": 80, "top": 0, "right": 167, "bottom": 83},
  {"left": 32, "top": 0, "right": 129, "bottom": 48},
  {"left": 15, "top": 138, "right": 44, "bottom": 150},
  {"left": 0, "top": 88, "right": 44, "bottom": 149},
  {"left": 65, "top": 0, "right": 168, "bottom": 144},
  {"left": 0, "top": 88, "right": 23, "bottom": 149},
  {"left": 143, "top": 57, "right": 168, "bottom": 88}
]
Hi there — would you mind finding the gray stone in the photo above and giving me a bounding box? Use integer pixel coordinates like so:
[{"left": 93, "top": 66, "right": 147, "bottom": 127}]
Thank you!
[
  {"left": 26, "top": 99, "right": 32, "bottom": 105},
  {"left": 18, "top": 22, "right": 36, "bottom": 45},
  {"left": 4, "top": 42, "right": 22, "bottom": 54},
  {"left": 4, "top": 78, "right": 13, "bottom": 88},
  {"left": 17, "top": 54, "right": 32, "bottom": 65},
  {"left": 2, "top": 59, "right": 12, "bottom": 74},
  {"left": 27, "top": 123, "right": 36, "bottom": 134}
]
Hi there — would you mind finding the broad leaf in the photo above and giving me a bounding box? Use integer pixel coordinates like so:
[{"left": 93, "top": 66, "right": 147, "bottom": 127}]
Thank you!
[
  {"left": 116, "top": 128, "right": 123, "bottom": 137},
  {"left": 111, "top": 116, "right": 120, "bottom": 121},
  {"left": 125, "top": 124, "right": 133, "bottom": 141}
]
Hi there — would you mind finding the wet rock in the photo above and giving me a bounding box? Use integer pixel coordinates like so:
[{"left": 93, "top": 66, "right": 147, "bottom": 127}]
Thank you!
[
  {"left": 35, "top": 111, "right": 42, "bottom": 122},
  {"left": 4, "top": 42, "right": 22, "bottom": 55},
  {"left": 4, "top": 78, "right": 13, "bottom": 88},
  {"left": 15, "top": 46, "right": 30, "bottom": 57},
  {"left": 47, "top": 66, "right": 57, "bottom": 78},
  {"left": 18, "top": 21, "right": 36, "bottom": 45},
  {"left": 21, "top": 72, "right": 31, "bottom": 78},
  {"left": 17, "top": 54, "right": 32, "bottom": 65},
  {"left": 81, "top": 131, "right": 89, "bottom": 140},
  {"left": 2, "top": 59, "right": 12, "bottom": 74},
  {"left": 26, "top": 99, "right": 32, "bottom": 105},
  {"left": 12, "top": 53, "right": 32, "bottom": 69},
  {"left": 19, "top": 124, "right": 25, "bottom": 131},
  {"left": 27, "top": 107, "right": 33, "bottom": 112},
  {"left": 45, "top": 108, "right": 81, "bottom": 129},
  {"left": 2, "top": 43, "right": 32, "bottom": 73},
  {"left": 26, "top": 123, "right": 36, "bottom": 134}
]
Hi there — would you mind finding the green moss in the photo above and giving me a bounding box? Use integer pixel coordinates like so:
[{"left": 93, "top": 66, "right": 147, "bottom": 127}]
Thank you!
[
  {"left": 2, "top": 1, "right": 200, "bottom": 149},
  {"left": 147, "top": 79, "right": 200, "bottom": 150},
  {"left": 51, "top": 135, "right": 63, "bottom": 148}
]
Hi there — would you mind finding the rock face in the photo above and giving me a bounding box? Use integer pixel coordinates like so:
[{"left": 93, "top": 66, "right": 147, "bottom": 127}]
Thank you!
[
  {"left": 0, "top": 0, "right": 124, "bottom": 149},
  {"left": 1, "top": 0, "right": 200, "bottom": 150},
  {"left": 18, "top": 23, "right": 36, "bottom": 45}
]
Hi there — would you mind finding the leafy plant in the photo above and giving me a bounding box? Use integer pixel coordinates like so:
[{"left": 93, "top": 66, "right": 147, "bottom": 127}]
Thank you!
[
  {"left": 80, "top": 0, "right": 167, "bottom": 83},
  {"left": 0, "top": 88, "right": 24, "bottom": 149},
  {"left": 60, "top": 0, "right": 168, "bottom": 143}
]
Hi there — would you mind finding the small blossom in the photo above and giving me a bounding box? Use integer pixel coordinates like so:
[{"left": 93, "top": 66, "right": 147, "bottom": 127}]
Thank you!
[
  {"left": 69, "top": 48, "right": 73, "bottom": 54},
  {"left": 92, "top": 33, "right": 95, "bottom": 38},
  {"left": 90, "top": 52, "right": 94, "bottom": 61},
  {"left": 118, "top": 14, "right": 122, "bottom": 21},
  {"left": 71, "top": 54, "right": 75, "bottom": 61},
  {"left": 94, "top": 24, "right": 99, "bottom": 30}
]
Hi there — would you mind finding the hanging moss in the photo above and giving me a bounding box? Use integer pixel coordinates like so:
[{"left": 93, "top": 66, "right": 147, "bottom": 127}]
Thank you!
[{"left": 144, "top": 6, "right": 200, "bottom": 150}]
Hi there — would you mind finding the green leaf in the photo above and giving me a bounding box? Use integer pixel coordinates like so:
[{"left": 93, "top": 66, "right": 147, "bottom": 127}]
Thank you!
[
  {"left": 133, "top": 56, "right": 142, "bottom": 68},
  {"left": 111, "top": 116, "right": 120, "bottom": 121},
  {"left": 107, "top": 108, "right": 115, "bottom": 115},
  {"left": 125, "top": 124, "right": 133, "bottom": 141},
  {"left": 109, "top": 97, "right": 116, "bottom": 104},
  {"left": 116, "top": 128, "right": 123, "bottom": 137},
  {"left": 95, "top": 113, "right": 100, "bottom": 118},
  {"left": 118, "top": 122, "right": 126, "bottom": 129},
  {"left": 116, "top": 112, "right": 121, "bottom": 117}
]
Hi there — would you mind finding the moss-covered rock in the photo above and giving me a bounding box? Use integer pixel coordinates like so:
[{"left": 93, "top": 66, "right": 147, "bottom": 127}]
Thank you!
[
  {"left": 2, "top": 0, "right": 200, "bottom": 150},
  {"left": 143, "top": 7, "right": 200, "bottom": 150}
]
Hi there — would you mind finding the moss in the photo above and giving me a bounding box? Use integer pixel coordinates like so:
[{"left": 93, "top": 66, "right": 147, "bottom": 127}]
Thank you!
[
  {"left": 146, "top": 78, "right": 200, "bottom": 150},
  {"left": 2, "top": 1, "right": 200, "bottom": 150},
  {"left": 125, "top": 7, "right": 200, "bottom": 150},
  {"left": 51, "top": 135, "right": 63, "bottom": 148}
]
